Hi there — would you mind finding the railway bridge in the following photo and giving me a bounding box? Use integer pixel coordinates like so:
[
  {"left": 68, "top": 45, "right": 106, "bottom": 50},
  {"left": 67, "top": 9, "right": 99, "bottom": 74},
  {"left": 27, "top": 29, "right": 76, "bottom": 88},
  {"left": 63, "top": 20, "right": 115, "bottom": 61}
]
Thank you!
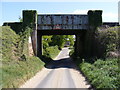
[
  {"left": 4, "top": 10, "right": 103, "bottom": 58},
  {"left": 24, "top": 10, "right": 102, "bottom": 58}
]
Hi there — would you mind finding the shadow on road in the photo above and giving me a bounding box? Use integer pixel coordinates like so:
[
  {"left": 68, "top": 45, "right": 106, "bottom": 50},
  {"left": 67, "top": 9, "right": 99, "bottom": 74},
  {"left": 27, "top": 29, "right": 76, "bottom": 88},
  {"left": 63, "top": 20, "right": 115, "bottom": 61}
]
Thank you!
[
  {"left": 39, "top": 55, "right": 94, "bottom": 89},
  {"left": 45, "top": 57, "right": 77, "bottom": 69},
  {"left": 39, "top": 55, "right": 78, "bottom": 69}
]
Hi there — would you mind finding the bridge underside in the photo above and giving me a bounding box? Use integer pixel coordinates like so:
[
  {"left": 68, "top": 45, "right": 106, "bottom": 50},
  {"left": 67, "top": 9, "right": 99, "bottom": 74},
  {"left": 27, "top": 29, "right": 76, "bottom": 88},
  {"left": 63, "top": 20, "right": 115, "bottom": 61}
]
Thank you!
[
  {"left": 37, "top": 29, "right": 87, "bottom": 35},
  {"left": 36, "top": 29, "right": 87, "bottom": 58}
]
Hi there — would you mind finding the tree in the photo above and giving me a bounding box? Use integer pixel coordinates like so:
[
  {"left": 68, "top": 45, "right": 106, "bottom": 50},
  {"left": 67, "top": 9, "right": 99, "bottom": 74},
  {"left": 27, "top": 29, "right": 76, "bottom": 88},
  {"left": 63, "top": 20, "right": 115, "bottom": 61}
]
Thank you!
[
  {"left": 50, "top": 35, "right": 66, "bottom": 49},
  {"left": 42, "top": 35, "right": 75, "bottom": 50},
  {"left": 64, "top": 35, "right": 75, "bottom": 46},
  {"left": 19, "top": 16, "right": 23, "bottom": 22}
]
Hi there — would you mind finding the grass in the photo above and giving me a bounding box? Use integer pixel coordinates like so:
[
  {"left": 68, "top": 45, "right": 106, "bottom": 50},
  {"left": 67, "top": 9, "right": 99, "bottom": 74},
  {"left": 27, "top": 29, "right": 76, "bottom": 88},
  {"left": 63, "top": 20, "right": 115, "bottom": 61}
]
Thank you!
[
  {"left": 1, "top": 26, "right": 61, "bottom": 88},
  {"left": 2, "top": 56, "right": 44, "bottom": 88},
  {"left": 1, "top": 26, "right": 45, "bottom": 88}
]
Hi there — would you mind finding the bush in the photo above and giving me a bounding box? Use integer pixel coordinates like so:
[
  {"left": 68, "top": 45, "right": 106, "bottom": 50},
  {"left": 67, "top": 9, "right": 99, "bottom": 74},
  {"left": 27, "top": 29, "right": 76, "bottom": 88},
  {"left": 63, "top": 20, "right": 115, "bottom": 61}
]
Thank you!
[
  {"left": 79, "top": 58, "right": 119, "bottom": 88},
  {"left": 43, "top": 45, "right": 60, "bottom": 59},
  {"left": 95, "top": 26, "right": 119, "bottom": 58},
  {"left": 43, "top": 41, "right": 49, "bottom": 49},
  {"left": 69, "top": 48, "right": 74, "bottom": 57}
]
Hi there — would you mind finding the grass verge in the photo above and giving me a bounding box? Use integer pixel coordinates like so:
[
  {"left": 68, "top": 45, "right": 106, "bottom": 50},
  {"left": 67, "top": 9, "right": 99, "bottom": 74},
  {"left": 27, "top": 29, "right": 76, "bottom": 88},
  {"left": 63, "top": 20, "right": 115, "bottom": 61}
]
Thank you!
[
  {"left": 2, "top": 56, "right": 45, "bottom": 88},
  {"left": 1, "top": 26, "right": 45, "bottom": 88}
]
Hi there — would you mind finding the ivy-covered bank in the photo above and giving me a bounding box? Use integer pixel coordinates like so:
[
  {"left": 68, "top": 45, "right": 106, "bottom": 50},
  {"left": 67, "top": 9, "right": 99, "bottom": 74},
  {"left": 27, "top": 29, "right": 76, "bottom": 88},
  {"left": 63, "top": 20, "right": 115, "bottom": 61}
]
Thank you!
[
  {"left": 1, "top": 10, "right": 62, "bottom": 88},
  {"left": 1, "top": 26, "right": 45, "bottom": 88}
]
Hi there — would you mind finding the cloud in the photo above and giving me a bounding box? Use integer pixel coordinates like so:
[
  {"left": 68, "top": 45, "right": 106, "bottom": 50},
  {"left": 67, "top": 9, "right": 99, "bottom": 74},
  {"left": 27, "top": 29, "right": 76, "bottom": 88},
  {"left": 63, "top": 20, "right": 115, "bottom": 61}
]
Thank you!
[
  {"left": 103, "top": 12, "right": 118, "bottom": 18},
  {"left": 73, "top": 10, "right": 87, "bottom": 14},
  {"left": 38, "top": 10, "right": 88, "bottom": 14},
  {"left": 55, "top": 10, "right": 88, "bottom": 14},
  {"left": 103, "top": 12, "right": 118, "bottom": 22}
]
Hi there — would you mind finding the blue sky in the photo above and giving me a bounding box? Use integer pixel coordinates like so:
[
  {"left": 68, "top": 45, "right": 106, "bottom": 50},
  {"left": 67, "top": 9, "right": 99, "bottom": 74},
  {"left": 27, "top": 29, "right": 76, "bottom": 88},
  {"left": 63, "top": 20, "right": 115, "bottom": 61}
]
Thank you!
[{"left": 0, "top": 1, "right": 119, "bottom": 26}]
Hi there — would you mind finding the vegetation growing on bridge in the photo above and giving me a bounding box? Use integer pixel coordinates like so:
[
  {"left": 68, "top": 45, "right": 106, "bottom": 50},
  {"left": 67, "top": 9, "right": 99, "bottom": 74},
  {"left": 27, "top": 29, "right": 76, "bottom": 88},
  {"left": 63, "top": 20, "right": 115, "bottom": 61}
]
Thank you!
[
  {"left": 22, "top": 10, "right": 37, "bottom": 29},
  {"left": 88, "top": 10, "right": 102, "bottom": 28}
]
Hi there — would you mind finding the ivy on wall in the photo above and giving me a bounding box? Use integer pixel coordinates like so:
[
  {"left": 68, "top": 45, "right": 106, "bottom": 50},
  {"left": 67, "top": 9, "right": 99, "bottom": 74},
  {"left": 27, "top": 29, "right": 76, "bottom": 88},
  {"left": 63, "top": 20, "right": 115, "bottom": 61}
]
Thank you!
[
  {"left": 83, "top": 10, "right": 103, "bottom": 59},
  {"left": 3, "top": 22, "right": 22, "bottom": 34},
  {"left": 19, "top": 10, "right": 37, "bottom": 59},
  {"left": 23, "top": 10, "right": 37, "bottom": 29},
  {"left": 3, "top": 10, "right": 37, "bottom": 58},
  {"left": 88, "top": 10, "right": 102, "bottom": 29}
]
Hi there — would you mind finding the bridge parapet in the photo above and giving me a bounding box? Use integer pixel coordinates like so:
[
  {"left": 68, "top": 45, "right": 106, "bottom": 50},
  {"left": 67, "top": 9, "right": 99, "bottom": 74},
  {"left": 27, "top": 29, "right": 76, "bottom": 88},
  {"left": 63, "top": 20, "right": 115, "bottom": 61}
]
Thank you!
[
  {"left": 37, "top": 10, "right": 102, "bottom": 30},
  {"left": 37, "top": 15, "right": 88, "bottom": 30}
]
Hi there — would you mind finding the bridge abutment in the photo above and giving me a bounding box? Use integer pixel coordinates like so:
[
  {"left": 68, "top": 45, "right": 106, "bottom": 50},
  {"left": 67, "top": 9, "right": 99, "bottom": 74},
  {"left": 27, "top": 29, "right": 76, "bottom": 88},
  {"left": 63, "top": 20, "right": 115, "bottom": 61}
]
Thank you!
[
  {"left": 75, "top": 35, "right": 82, "bottom": 58},
  {"left": 37, "top": 33, "right": 42, "bottom": 57},
  {"left": 75, "top": 31, "right": 86, "bottom": 59}
]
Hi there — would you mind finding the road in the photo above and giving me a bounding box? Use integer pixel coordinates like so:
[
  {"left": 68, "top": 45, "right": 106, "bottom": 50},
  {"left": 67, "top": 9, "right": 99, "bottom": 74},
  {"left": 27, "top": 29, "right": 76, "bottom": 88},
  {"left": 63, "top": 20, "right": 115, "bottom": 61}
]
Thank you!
[{"left": 20, "top": 47, "right": 91, "bottom": 88}]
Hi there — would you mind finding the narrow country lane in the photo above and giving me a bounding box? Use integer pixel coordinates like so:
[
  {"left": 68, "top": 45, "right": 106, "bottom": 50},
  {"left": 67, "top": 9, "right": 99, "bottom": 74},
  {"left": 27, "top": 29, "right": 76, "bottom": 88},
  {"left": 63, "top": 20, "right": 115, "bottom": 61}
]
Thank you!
[{"left": 20, "top": 47, "right": 91, "bottom": 88}]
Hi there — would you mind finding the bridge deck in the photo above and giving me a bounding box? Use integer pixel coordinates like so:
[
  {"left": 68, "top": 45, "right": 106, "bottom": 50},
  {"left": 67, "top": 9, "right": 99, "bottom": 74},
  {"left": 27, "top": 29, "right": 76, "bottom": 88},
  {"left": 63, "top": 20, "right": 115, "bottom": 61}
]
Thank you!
[
  {"left": 37, "top": 15, "right": 88, "bottom": 30},
  {"left": 37, "top": 29, "right": 87, "bottom": 35}
]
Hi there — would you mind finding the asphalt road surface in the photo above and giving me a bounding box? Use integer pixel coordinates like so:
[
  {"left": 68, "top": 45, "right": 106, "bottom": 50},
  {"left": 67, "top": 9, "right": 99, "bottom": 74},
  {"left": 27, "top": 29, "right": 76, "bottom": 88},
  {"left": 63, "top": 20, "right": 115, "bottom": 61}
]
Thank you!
[{"left": 20, "top": 47, "right": 91, "bottom": 88}]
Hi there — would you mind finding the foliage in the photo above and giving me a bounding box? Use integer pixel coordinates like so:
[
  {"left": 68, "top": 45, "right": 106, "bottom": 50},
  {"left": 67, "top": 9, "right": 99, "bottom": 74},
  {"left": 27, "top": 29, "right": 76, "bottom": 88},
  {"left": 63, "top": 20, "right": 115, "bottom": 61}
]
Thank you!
[
  {"left": 1, "top": 26, "right": 45, "bottom": 88},
  {"left": 42, "top": 35, "right": 52, "bottom": 49},
  {"left": 0, "top": 26, "right": 20, "bottom": 62},
  {"left": 3, "top": 22, "right": 22, "bottom": 34},
  {"left": 50, "top": 35, "right": 66, "bottom": 49},
  {"left": 42, "top": 35, "right": 74, "bottom": 59},
  {"left": 88, "top": 10, "right": 102, "bottom": 28},
  {"left": 79, "top": 58, "right": 120, "bottom": 88},
  {"left": 19, "top": 16, "right": 23, "bottom": 22},
  {"left": 49, "top": 35, "right": 74, "bottom": 49},
  {"left": 69, "top": 47, "right": 75, "bottom": 57},
  {"left": 18, "top": 26, "right": 32, "bottom": 58},
  {"left": 84, "top": 10, "right": 103, "bottom": 58},
  {"left": 96, "top": 26, "right": 119, "bottom": 58},
  {"left": 64, "top": 35, "right": 75, "bottom": 46},
  {"left": 43, "top": 46, "right": 60, "bottom": 59},
  {"left": 2, "top": 56, "right": 44, "bottom": 88},
  {"left": 72, "top": 26, "right": 120, "bottom": 89},
  {"left": 3, "top": 10, "right": 37, "bottom": 35},
  {"left": 42, "top": 35, "right": 60, "bottom": 59},
  {"left": 23, "top": 10, "right": 37, "bottom": 29},
  {"left": 118, "top": 26, "right": 120, "bottom": 50},
  {"left": 83, "top": 26, "right": 119, "bottom": 59}
]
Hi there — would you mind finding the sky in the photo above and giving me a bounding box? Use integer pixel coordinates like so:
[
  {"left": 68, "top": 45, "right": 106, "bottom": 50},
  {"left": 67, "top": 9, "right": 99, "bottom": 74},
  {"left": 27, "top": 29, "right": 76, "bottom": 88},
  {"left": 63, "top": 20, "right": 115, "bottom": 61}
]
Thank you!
[{"left": 0, "top": 0, "right": 120, "bottom": 26}]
